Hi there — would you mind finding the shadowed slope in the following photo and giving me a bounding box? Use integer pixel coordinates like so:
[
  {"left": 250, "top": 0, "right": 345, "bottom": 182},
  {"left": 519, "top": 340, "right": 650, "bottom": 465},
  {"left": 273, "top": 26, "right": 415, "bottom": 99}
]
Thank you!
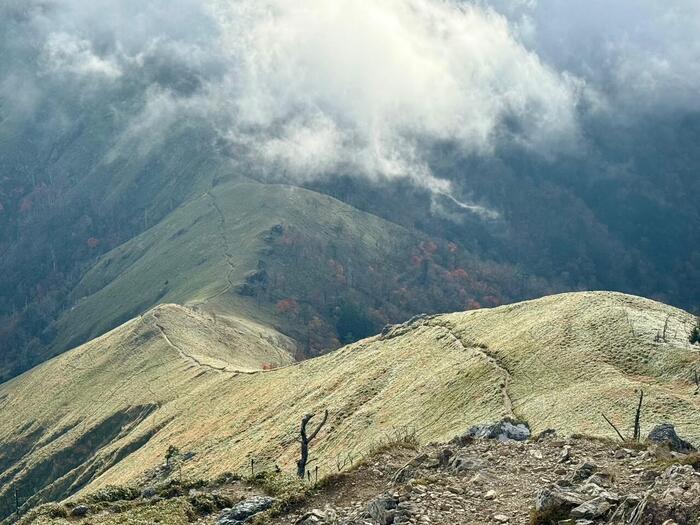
[{"left": 0, "top": 292, "right": 698, "bottom": 521}]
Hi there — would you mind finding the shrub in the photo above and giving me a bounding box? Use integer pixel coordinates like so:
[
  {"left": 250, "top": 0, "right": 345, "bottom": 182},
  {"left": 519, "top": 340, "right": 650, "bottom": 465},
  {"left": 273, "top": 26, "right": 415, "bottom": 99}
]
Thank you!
[
  {"left": 188, "top": 494, "right": 216, "bottom": 515},
  {"left": 85, "top": 485, "right": 140, "bottom": 503},
  {"left": 690, "top": 317, "right": 700, "bottom": 345},
  {"left": 249, "top": 472, "right": 311, "bottom": 512},
  {"left": 213, "top": 471, "right": 242, "bottom": 485}
]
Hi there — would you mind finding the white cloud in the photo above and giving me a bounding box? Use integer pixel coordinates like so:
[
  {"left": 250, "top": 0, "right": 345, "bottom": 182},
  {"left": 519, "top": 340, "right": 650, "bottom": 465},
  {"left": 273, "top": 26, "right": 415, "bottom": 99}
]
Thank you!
[
  {"left": 504, "top": 0, "right": 700, "bottom": 114},
  {"left": 41, "top": 32, "right": 122, "bottom": 78},
  {"left": 209, "top": 0, "right": 582, "bottom": 184},
  {"left": 5, "top": 0, "right": 699, "bottom": 216}
]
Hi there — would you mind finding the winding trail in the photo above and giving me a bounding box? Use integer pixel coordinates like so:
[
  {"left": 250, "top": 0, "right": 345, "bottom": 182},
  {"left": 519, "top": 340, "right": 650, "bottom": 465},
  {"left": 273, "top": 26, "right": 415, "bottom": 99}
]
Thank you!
[
  {"left": 152, "top": 312, "right": 303, "bottom": 378},
  {"left": 429, "top": 321, "right": 516, "bottom": 419},
  {"left": 203, "top": 191, "right": 237, "bottom": 302},
  {"left": 153, "top": 315, "right": 234, "bottom": 374}
]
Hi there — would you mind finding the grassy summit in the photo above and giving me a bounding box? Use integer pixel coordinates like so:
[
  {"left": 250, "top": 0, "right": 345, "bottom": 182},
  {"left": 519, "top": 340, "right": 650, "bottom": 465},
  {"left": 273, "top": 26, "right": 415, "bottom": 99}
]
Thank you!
[{"left": 0, "top": 291, "right": 697, "bottom": 520}]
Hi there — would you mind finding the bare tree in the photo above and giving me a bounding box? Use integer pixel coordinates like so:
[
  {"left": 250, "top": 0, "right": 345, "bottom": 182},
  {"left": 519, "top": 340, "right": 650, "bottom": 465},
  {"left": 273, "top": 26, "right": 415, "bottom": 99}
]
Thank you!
[
  {"left": 602, "top": 389, "right": 645, "bottom": 443},
  {"left": 633, "top": 390, "right": 644, "bottom": 442},
  {"left": 655, "top": 314, "right": 672, "bottom": 343},
  {"left": 296, "top": 409, "right": 329, "bottom": 478},
  {"left": 690, "top": 317, "right": 700, "bottom": 345}
]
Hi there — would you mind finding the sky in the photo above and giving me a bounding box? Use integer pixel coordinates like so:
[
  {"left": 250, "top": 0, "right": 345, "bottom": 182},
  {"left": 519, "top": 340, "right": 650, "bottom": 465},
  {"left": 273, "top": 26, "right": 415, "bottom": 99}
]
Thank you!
[{"left": 1, "top": 0, "right": 699, "bottom": 196}]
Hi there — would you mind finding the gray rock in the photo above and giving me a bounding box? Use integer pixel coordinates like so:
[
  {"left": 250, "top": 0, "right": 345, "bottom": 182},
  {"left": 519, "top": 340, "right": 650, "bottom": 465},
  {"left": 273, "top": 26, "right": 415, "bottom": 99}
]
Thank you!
[
  {"left": 367, "top": 495, "right": 399, "bottom": 525},
  {"left": 218, "top": 496, "right": 277, "bottom": 525},
  {"left": 570, "top": 496, "right": 611, "bottom": 519},
  {"left": 295, "top": 509, "right": 327, "bottom": 524},
  {"left": 571, "top": 462, "right": 598, "bottom": 482},
  {"left": 537, "top": 429, "right": 558, "bottom": 440},
  {"left": 585, "top": 472, "right": 612, "bottom": 488},
  {"left": 559, "top": 446, "right": 572, "bottom": 463},
  {"left": 466, "top": 419, "right": 530, "bottom": 442},
  {"left": 535, "top": 485, "right": 586, "bottom": 514},
  {"left": 70, "top": 505, "right": 90, "bottom": 517},
  {"left": 438, "top": 448, "right": 454, "bottom": 467},
  {"left": 448, "top": 455, "right": 488, "bottom": 473},
  {"left": 647, "top": 424, "right": 697, "bottom": 454}
]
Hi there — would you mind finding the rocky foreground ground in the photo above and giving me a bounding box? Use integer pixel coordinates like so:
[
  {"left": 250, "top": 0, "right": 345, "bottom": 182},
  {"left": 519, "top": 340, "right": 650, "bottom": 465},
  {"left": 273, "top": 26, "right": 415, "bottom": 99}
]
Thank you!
[
  {"left": 271, "top": 422, "right": 700, "bottom": 525},
  {"left": 21, "top": 422, "right": 700, "bottom": 525}
]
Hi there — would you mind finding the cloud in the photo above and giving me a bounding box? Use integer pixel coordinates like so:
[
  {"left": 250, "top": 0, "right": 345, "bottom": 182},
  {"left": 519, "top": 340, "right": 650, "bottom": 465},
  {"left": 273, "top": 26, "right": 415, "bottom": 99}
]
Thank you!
[
  {"left": 504, "top": 0, "right": 700, "bottom": 115},
  {"left": 211, "top": 0, "right": 582, "bottom": 185},
  {"left": 41, "top": 32, "right": 122, "bottom": 78},
  {"left": 2, "top": 0, "right": 699, "bottom": 216}
]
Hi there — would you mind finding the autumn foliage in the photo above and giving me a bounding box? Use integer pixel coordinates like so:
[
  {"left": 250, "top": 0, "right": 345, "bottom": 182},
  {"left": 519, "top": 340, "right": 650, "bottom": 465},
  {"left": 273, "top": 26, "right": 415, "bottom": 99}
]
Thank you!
[{"left": 276, "top": 298, "right": 299, "bottom": 316}]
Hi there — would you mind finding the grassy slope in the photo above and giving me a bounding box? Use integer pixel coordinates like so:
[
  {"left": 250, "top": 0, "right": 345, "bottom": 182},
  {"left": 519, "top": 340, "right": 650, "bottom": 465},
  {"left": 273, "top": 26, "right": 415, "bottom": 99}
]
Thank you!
[
  {"left": 1, "top": 292, "right": 698, "bottom": 518},
  {"left": 51, "top": 180, "right": 416, "bottom": 354}
]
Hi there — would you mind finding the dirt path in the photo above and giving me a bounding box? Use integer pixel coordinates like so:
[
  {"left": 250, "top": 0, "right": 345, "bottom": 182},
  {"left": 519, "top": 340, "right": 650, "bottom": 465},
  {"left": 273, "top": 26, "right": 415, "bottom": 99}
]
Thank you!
[
  {"left": 204, "top": 192, "right": 238, "bottom": 302},
  {"left": 152, "top": 312, "right": 304, "bottom": 378},
  {"left": 152, "top": 314, "right": 235, "bottom": 374},
  {"left": 430, "top": 322, "right": 516, "bottom": 419}
]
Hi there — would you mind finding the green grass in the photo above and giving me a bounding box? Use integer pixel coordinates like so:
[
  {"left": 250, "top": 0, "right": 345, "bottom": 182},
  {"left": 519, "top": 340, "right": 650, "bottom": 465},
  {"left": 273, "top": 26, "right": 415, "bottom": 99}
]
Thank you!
[{"left": 50, "top": 180, "right": 418, "bottom": 355}]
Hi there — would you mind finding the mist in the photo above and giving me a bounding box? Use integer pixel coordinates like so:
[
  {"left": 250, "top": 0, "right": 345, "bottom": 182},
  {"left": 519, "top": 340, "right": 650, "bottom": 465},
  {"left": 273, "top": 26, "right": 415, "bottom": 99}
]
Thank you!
[{"left": 2, "top": 0, "right": 699, "bottom": 200}]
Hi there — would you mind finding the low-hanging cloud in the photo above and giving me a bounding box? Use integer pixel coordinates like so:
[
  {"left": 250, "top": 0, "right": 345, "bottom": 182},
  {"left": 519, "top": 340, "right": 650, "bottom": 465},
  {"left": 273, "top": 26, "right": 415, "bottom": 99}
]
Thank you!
[
  {"left": 498, "top": 0, "right": 700, "bottom": 115},
  {"left": 207, "top": 0, "right": 584, "bottom": 190},
  {"left": 2, "top": 0, "right": 699, "bottom": 213}
]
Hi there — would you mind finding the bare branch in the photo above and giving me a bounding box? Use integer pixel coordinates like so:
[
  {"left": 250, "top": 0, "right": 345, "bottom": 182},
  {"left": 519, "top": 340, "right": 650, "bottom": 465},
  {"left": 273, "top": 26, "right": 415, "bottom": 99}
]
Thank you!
[
  {"left": 602, "top": 412, "right": 625, "bottom": 442},
  {"left": 661, "top": 314, "right": 671, "bottom": 342},
  {"left": 308, "top": 409, "right": 329, "bottom": 442}
]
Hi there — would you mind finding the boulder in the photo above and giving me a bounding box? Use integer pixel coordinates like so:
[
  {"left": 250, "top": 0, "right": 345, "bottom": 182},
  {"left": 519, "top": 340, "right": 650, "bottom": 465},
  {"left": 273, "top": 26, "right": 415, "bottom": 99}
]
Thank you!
[
  {"left": 448, "top": 455, "right": 488, "bottom": 473},
  {"left": 367, "top": 493, "right": 415, "bottom": 525},
  {"left": 367, "top": 494, "right": 399, "bottom": 525},
  {"left": 570, "top": 496, "right": 612, "bottom": 519},
  {"left": 218, "top": 496, "right": 276, "bottom": 525},
  {"left": 295, "top": 509, "right": 327, "bottom": 525},
  {"left": 466, "top": 419, "right": 530, "bottom": 442},
  {"left": 535, "top": 485, "right": 586, "bottom": 514},
  {"left": 571, "top": 462, "right": 598, "bottom": 482},
  {"left": 647, "top": 424, "right": 697, "bottom": 454},
  {"left": 537, "top": 429, "right": 558, "bottom": 440},
  {"left": 70, "top": 505, "right": 90, "bottom": 517},
  {"left": 585, "top": 472, "right": 613, "bottom": 488}
]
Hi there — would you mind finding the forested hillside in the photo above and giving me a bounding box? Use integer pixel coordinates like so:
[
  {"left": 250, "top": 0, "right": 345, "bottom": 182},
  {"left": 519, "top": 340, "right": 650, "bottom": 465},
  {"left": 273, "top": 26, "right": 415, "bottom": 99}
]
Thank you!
[{"left": 1, "top": 0, "right": 699, "bottom": 379}]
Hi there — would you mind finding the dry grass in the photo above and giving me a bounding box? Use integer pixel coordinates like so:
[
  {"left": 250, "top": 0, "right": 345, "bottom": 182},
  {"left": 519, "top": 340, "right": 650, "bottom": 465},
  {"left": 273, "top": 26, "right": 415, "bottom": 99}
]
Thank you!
[{"left": 0, "top": 291, "right": 698, "bottom": 519}]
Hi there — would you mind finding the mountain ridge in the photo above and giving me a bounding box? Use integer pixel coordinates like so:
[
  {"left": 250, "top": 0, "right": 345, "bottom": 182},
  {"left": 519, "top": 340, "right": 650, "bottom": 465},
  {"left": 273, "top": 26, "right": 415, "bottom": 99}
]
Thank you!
[{"left": 1, "top": 291, "right": 697, "bottom": 522}]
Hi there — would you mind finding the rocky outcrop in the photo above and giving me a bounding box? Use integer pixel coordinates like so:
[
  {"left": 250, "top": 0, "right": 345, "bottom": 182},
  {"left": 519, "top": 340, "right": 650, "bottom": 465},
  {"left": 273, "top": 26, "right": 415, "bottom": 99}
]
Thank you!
[
  {"left": 635, "top": 464, "right": 700, "bottom": 524},
  {"left": 217, "top": 496, "right": 276, "bottom": 525},
  {"left": 367, "top": 493, "right": 416, "bottom": 525},
  {"left": 533, "top": 457, "right": 700, "bottom": 525},
  {"left": 466, "top": 419, "right": 531, "bottom": 442},
  {"left": 647, "top": 424, "right": 697, "bottom": 454},
  {"left": 295, "top": 508, "right": 337, "bottom": 525}
]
